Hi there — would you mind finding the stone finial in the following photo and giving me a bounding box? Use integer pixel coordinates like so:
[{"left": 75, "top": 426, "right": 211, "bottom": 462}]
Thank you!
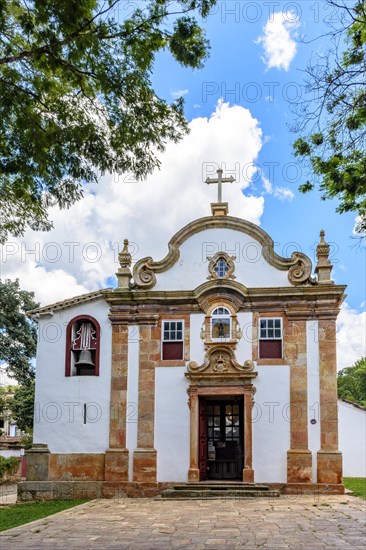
[
  {"left": 315, "top": 230, "right": 333, "bottom": 284},
  {"left": 119, "top": 239, "right": 132, "bottom": 268},
  {"left": 116, "top": 239, "right": 132, "bottom": 288}
]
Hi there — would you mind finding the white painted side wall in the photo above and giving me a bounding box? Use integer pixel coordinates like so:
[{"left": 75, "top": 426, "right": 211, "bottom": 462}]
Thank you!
[
  {"left": 236, "top": 312, "right": 253, "bottom": 363},
  {"left": 155, "top": 228, "right": 291, "bottom": 291},
  {"left": 126, "top": 325, "right": 139, "bottom": 481},
  {"left": 33, "top": 299, "right": 112, "bottom": 453},
  {"left": 253, "top": 365, "right": 290, "bottom": 483},
  {"left": 189, "top": 313, "right": 205, "bottom": 362},
  {"left": 155, "top": 367, "right": 190, "bottom": 482},
  {"left": 306, "top": 320, "right": 321, "bottom": 482},
  {"left": 339, "top": 400, "right": 366, "bottom": 477}
]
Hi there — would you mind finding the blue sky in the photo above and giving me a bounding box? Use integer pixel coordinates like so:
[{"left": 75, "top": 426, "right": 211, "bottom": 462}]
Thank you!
[
  {"left": 1, "top": 1, "right": 364, "bottom": 373},
  {"left": 151, "top": 1, "right": 365, "bottom": 311}
]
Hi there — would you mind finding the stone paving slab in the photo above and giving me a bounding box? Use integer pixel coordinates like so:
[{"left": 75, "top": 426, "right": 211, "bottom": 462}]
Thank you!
[{"left": 0, "top": 495, "right": 365, "bottom": 549}]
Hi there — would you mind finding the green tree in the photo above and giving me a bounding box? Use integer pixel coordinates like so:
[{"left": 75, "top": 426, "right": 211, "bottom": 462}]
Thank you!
[
  {"left": 0, "top": 0, "right": 217, "bottom": 243},
  {"left": 0, "top": 279, "right": 39, "bottom": 384},
  {"left": 293, "top": 0, "right": 366, "bottom": 234},
  {"left": 338, "top": 356, "right": 366, "bottom": 406},
  {"left": 8, "top": 381, "right": 35, "bottom": 432}
]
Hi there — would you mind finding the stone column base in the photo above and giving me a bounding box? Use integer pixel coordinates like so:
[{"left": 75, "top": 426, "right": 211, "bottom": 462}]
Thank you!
[
  {"left": 188, "top": 468, "right": 200, "bottom": 482},
  {"left": 242, "top": 468, "right": 254, "bottom": 483},
  {"left": 133, "top": 448, "right": 157, "bottom": 482},
  {"left": 104, "top": 448, "right": 129, "bottom": 481},
  {"left": 25, "top": 444, "right": 50, "bottom": 481},
  {"left": 287, "top": 449, "right": 312, "bottom": 483},
  {"left": 317, "top": 450, "right": 342, "bottom": 484}
]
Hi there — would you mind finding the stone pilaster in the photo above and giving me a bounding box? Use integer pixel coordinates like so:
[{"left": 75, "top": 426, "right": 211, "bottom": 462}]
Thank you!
[
  {"left": 188, "top": 386, "right": 200, "bottom": 482},
  {"left": 242, "top": 386, "right": 254, "bottom": 483},
  {"left": 105, "top": 324, "right": 129, "bottom": 481},
  {"left": 285, "top": 319, "right": 312, "bottom": 483},
  {"left": 133, "top": 324, "right": 159, "bottom": 482},
  {"left": 317, "top": 319, "right": 342, "bottom": 484}
]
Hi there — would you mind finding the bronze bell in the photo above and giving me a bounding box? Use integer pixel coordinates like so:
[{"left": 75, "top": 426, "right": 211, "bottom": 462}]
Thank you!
[{"left": 75, "top": 349, "right": 95, "bottom": 368}]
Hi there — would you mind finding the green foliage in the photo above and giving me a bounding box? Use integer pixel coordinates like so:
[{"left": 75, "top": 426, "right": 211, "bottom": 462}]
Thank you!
[
  {"left": 0, "top": 455, "right": 20, "bottom": 480},
  {"left": 293, "top": 1, "right": 366, "bottom": 234},
  {"left": 20, "top": 427, "right": 33, "bottom": 449},
  {"left": 343, "top": 477, "right": 366, "bottom": 500},
  {"left": 0, "top": 279, "right": 38, "bottom": 384},
  {"left": 8, "top": 381, "right": 35, "bottom": 431},
  {"left": 0, "top": 0, "right": 217, "bottom": 242},
  {"left": 338, "top": 357, "right": 366, "bottom": 406},
  {"left": 0, "top": 499, "right": 89, "bottom": 531}
]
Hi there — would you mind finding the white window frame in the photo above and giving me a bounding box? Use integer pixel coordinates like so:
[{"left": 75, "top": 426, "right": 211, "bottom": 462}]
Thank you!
[
  {"left": 161, "top": 320, "right": 184, "bottom": 360},
  {"left": 210, "top": 307, "right": 232, "bottom": 342},
  {"left": 259, "top": 318, "right": 283, "bottom": 340},
  {"left": 258, "top": 317, "right": 283, "bottom": 358}
]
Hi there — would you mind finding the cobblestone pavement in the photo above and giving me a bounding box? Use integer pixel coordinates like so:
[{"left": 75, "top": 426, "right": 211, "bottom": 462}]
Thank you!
[{"left": 1, "top": 495, "right": 365, "bottom": 549}]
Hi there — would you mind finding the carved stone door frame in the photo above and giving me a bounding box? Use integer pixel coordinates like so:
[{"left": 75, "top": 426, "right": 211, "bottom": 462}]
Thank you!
[{"left": 187, "top": 384, "right": 256, "bottom": 483}]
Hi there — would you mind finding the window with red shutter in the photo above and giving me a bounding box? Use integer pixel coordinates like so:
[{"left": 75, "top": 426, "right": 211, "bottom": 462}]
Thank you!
[
  {"left": 259, "top": 318, "right": 283, "bottom": 359},
  {"left": 162, "top": 320, "right": 184, "bottom": 360}
]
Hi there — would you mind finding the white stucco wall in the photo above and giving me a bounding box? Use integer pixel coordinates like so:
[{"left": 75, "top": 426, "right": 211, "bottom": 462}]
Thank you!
[
  {"left": 189, "top": 313, "right": 205, "bottom": 362},
  {"left": 236, "top": 312, "right": 253, "bottom": 362},
  {"left": 33, "top": 299, "right": 112, "bottom": 453},
  {"left": 126, "top": 325, "right": 139, "bottom": 481},
  {"left": 155, "top": 228, "right": 291, "bottom": 291},
  {"left": 306, "top": 320, "right": 321, "bottom": 483},
  {"left": 155, "top": 367, "right": 190, "bottom": 482},
  {"left": 253, "top": 365, "right": 290, "bottom": 483},
  {"left": 339, "top": 400, "right": 366, "bottom": 477}
]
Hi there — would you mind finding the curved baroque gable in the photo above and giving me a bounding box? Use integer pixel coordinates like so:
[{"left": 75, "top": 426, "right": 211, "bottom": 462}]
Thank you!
[{"left": 132, "top": 216, "right": 314, "bottom": 290}]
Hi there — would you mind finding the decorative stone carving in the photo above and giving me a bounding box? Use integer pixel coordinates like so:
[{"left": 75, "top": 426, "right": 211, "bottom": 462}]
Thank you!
[
  {"left": 287, "top": 254, "right": 315, "bottom": 286},
  {"left": 207, "top": 251, "right": 236, "bottom": 281},
  {"left": 186, "top": 345, "right": 257, "bottom": 382},
  {"left": 213, "top": 353, "right": 228, "bottom": 372},
  {"left": 132, "top": 215, "right": 315, "bottom": 290}
]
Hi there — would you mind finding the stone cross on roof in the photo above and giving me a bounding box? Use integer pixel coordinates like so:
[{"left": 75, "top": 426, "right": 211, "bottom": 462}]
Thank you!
[{"left": 205, "top": 168, "right": 235, "bottom": 203}]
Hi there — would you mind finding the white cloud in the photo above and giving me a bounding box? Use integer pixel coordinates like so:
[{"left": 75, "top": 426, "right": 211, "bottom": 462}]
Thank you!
[
  {"left": 1, "top": 101, "right": 264, "bottom": 306},
  {"left": 337, "top": 303, "right": 366, "bottom": 371},
  {"left": 171, "top": 89, "right": 189, "bottom": 99},
  {"left": 256, "top": 11, "right": 300, "bottom": 71},
  {"left": 261, "top": 174, "right": 294, "bottom": 201}
]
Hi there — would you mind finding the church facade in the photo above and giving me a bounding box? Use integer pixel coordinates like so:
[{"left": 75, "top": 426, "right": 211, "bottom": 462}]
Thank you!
[{"left": 19, "top": 197, "right": 346, "bottom": 500}]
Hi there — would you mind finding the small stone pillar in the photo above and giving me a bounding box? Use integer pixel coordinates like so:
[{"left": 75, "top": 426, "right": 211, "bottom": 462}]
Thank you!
[
  {"left": 116, "top": 239, "right": 132, "bottom": 288},
  {"left": 25, "top": 444, "right": 50, "bottom": 481},
  {"left": 315, "top": 230, "right": 333, "bottom": 284}
]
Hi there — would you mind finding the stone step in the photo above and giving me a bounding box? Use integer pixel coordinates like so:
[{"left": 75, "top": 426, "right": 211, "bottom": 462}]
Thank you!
[
  {"left": 160, "top": 490, "right": 280, "bottom": 499},
  {"left": 159, "top": 483, "right": 280, "bottom": 500},
  {"left": 171, "top": 483, "right": 272, "bottom": 492}
]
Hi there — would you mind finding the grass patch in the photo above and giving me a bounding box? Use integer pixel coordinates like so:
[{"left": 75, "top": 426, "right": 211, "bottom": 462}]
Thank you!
[
  {"left": 343, "top": 478, "right": 366, "bottom": 500},
  {"left": 0, "top": 499, "right": 88, "bottom": 532}
]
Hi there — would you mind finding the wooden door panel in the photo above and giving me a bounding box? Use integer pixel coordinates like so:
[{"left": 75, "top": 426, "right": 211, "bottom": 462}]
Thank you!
[
  {"left": 199, "top": 398, "right": 207, "bottom": 480},
  {"left": 206, "top": 400, "right": 243, "bottom": 480}
]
